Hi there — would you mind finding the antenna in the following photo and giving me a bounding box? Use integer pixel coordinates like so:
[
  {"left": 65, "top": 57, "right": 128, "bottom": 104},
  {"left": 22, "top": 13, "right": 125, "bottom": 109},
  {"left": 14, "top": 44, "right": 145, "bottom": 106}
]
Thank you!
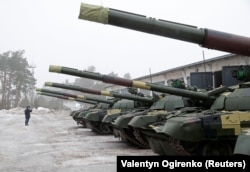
[
  {"left": 149, "top": 68, "right": 153, "bottom": 97},
  {"left": 202, "top": 50, "right": 206, "bottom": 72},
  {"left": 149, "top": 68, "right": 152, "bottom": 83},
  {"left": 202, "top": 50, "right": 210, "bottom": 89}
]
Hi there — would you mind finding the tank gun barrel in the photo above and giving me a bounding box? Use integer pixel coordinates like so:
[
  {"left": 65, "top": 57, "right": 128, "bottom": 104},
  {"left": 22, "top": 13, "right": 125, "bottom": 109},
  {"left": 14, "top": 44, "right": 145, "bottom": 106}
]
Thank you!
[
  {"left": 44, "top": 82, "right": 154, "bottom": 103},
  {"left": 49, "top": 65, "right": 228, "bottom": 100},
  {"left": 36, "top": 88, "right": 114, "bottom": 105},
  {"left": 78, "top": 3, "right": 250, "bottom": 56},
  {"left": 36, "top": 91, "right": 97, "bottom": 105}
]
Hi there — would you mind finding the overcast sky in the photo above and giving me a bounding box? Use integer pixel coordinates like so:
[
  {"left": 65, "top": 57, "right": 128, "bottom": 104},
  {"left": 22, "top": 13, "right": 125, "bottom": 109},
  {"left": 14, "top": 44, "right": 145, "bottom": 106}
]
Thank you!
[{"left": 1, "top": 0, "right": 250, "bottom": 88}]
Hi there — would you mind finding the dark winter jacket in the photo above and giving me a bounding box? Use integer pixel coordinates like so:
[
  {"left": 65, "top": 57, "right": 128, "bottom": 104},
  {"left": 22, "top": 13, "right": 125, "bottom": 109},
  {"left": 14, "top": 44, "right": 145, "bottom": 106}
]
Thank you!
[{"left": 25, "top": 106, "right": 32, "bottom": 118}]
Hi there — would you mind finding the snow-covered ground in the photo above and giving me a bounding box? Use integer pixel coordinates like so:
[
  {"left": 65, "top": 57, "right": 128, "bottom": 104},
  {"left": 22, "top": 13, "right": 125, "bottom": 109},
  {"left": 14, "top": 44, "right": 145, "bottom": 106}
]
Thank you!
[{"left": 0, "top": 107, "right": 156, "bottom": 172}]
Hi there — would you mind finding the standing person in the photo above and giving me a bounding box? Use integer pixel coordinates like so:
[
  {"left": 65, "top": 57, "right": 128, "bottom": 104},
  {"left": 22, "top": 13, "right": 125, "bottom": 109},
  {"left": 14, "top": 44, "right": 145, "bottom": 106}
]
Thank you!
[{"left": 24, "top": 106, "right": 32, "bottom": 126}]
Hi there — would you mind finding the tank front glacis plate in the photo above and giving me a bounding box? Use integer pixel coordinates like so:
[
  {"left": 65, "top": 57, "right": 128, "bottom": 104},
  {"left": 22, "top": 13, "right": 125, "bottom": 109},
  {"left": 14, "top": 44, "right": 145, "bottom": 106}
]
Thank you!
[
  {"left": 112, "top": 109, "right": 149, "bottom": 128},
  {"left": 84, "top": 109, "right": 107, "bottom": 121},
  {"left": 112, "top": 113, "right": 135, "bottom": 128},
  {"left": 128, "top": 114, "right": 160, "bottom": 129},
  {"left": 162, "top": 116, "right": 202, "bottom": 141},
  {"left": 102, "top": 111, "right": 122, "bottom": 123}
]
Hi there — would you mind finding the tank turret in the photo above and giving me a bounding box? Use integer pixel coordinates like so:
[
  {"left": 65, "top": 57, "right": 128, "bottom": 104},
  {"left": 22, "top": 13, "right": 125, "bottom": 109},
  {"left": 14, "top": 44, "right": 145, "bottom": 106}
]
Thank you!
[{"left": 78, "top": 3, "right": 250, "bottom": 57}]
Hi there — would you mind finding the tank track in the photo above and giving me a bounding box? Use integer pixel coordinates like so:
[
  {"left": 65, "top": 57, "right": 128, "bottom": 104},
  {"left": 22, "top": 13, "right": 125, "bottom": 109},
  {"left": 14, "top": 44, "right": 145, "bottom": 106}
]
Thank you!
[
  {"left": 145, "top": 134, "right": 234, "bottom": 156},
  {"left": 168, "top": 136, "right": 191, "bottom": 156},
  {"left": 119, "top": 129, "right": 149, "bottom": 149},
  {"left": 133, "top": 129, "right": 150, "bottom": 149}
]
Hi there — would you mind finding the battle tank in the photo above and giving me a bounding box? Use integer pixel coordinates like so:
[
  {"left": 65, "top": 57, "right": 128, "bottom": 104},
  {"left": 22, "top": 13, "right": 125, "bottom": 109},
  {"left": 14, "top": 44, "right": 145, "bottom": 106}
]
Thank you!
[
  {"left": 48, "top": 66, "right": 227, "bottom": 149},
  {"left": 78, "top": 3, "right": 250, "bottom": 57},
  {"left": 110, "top": 80, "right": 199, "bottom": 149},
  {"left": 44, "top": 82, "right": 154, "bottom": 135},
  {"left": 132, "top": 66, "right": 250, "bottom": 156}
]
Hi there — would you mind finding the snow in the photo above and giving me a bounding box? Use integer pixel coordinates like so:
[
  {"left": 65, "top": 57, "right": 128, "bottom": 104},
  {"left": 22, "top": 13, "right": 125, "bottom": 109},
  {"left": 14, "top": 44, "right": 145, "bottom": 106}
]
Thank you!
[{"left": 0, "top": 107, "right": 156, "bottom": 172}]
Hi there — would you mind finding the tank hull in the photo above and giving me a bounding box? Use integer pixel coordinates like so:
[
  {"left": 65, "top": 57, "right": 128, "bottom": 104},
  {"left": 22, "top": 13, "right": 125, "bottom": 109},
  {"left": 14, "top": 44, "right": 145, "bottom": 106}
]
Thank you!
[{"left": 147, "top": 109, "right": 250, "bottom": 155}]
